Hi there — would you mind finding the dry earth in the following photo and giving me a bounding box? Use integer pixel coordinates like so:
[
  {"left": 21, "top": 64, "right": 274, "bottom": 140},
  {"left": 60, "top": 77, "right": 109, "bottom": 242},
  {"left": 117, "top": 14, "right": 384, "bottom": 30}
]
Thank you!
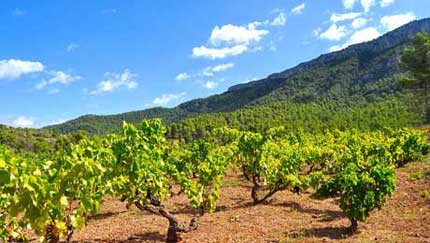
[{"left": 36, "top": 160, "right": 430, "bottom": 243}]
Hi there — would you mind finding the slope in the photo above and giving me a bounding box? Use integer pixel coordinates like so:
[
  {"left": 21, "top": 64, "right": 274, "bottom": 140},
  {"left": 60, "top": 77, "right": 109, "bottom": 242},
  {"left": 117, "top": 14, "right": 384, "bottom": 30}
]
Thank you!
[{"left": 46, "top": 18, "right": 430, "bottom": 135}]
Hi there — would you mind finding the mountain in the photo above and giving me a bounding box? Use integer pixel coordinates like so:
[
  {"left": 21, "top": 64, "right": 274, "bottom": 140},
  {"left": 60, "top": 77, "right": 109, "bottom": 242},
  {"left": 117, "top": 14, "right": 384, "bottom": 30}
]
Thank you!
[{"left": 46, "top": 18, "right": 430, "bottom": 135}]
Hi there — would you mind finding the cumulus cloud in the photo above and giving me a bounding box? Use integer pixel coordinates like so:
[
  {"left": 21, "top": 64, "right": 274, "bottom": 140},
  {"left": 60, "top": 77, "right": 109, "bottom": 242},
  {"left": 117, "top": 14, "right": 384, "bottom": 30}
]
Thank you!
[
  {"left": 328, "top": 45, "right": 343, "bottom": 52},
  {"left": 35, "top": 70, "right": 82, "bottom": 90},
  {"left": 66, "top": 43, "right": 79, "bottom": 52},
  {"left": 313, "top": 27, "right": 322, "bottom": 37},
  {"left": 361, "top": 0, "right": 375, "bottom": 12},
  {"left": 380, "top": 12, "right": 416, "bottom": 31},
  {"left": 12, "top": 116, "right": 35, "bottom": 128},
  {"left": 90, "top": 69, "right": 138, "bottom": 95},
  {"left": 291, "top": 3, "right": 305, "bottom": 15},
  {"left": 351, "top": 17, "right": 368, "bottom": 29},
  {"left": 192, "top": 44, "right": 248, "bottom": 59},
  {"left": 209, "top": 23, "right": 269, "bottom": 46},
  {"left": 202, "top": 63, "right": 234, "bottom": 77},
  {"left": 0, "top": 59, "right": 44, "bottom": 80},
  {"left": 347, "top": 27, "right": 380, "bottom": 45},
  {"left": 152, "top": 92, "right": 186, "bottom": 107},
  {"left": 342, "top": 0, "right": 375, "bottom": 12},
  {"left": 271, "top": 12, "right": 286, "bottom": 26},
  {"left": 329, "top": 27, "right": 380, "bottom": 52},
  {"left": 380, "top": 0, "right": 395, "bottom": 7},
  {"left": 330, "top": 12, "right": 362, "bottom": 23},
  {"left": 342, "top": 0, "right": 357, "bottom": 9},
  {"left": 204, "top": 81, "right": 218, "bottom": 89},
  {"left": 175, "top": 72, "right": 190, "bottom": 81},
  {"left": 319, "top": 24, "right": 347, "bottom": 41},
  {"left": 192, "top": 20, "right": 273, "bottom": 59}
]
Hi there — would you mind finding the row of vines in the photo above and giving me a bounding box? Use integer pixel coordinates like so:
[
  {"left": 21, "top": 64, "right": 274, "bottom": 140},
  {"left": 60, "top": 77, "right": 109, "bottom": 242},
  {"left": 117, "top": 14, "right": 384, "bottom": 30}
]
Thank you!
[{"left": 0, "top": 119, "right": 428, "bottom": 242}]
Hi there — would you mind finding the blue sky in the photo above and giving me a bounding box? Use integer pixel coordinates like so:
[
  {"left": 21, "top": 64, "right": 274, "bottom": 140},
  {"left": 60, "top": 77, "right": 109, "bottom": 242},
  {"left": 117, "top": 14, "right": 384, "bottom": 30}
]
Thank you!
[{"left": 1, "top": 0, "right": 429, "bottom": 128}]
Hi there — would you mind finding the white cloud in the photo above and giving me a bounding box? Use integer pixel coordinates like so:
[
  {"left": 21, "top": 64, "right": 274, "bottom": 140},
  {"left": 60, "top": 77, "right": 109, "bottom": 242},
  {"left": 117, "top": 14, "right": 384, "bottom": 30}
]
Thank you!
[
  {"left": 291, "top": 3, "right": 305, "bottom": 15},
  {"left": 90, "top": 69, "right": 138, "bottom": 95},
  {"left": 361, "top": 0, "right": 375, "bottom": 12},
  {"left": 328, "top": 45, "right": 343, "bottom": 52},
  {"left": 175, "top": 72, "right": 190, "bottom": 81},
  {"left": 351, "top": 17, "right": 368, "bottom": 29},
  {"left": 192, "top": 44, "right": 248, "bottom": 59},
  {"left": 329, "top": 27, "right": 380, "bottom": 51},
  {"left": 202, "top": 63, "right": 234, "bottom": 76},
  {"left": 35, "top": 70, "right": 82, "bottom": 90},
  {"left": 330, "top": 12, "right": 362, "bottom": 23},
  {"left": 209, "top": 24, "right": 269, "bottom": 46},
  {"left": 193, "top": 20, "right": 272, "bottom": 59},
  {"left": 12, "top": 116, "right": 35, "bottom": 128},
  {"left": 271, "top": 12, "right": 286, "bottom": 26},
  {"left": 380, "top": 0, "right": 395, "bottom": 7},
  {"left": 347, "top": 27, "right": 380, "bottom": 45},
  {"left": 204, "top": 81, "right": 218, "bottom": 89},
  {"left": 152, "top": 92, "right": 186, "bottom": 107},
  {"left": 66, "top": 43, "right": 79, "bottom": 52},
  {"left": 342, "top": 0, "right": 357, "bottom": 9},
  {"left": 319, "top": 24, "right": 347, "bottom": 41},
  {"left": 313, "top": 27, "right": 322, "bottom": 37},
  {"left": 380, "top": 12, "right": 416, "bottom": 31},
  {"left": 0, "top": 59, "right": 44, "bottom": 80}
]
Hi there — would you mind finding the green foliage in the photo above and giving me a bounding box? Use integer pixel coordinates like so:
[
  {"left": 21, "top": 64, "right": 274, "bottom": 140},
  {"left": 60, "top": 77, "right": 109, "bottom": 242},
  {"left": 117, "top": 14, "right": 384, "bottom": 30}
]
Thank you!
[
  {"left": 106, "top": 119, "right": 171, "bottom": 206},
  {"left": 337, "top": 162, "right": 395, "bottom": 224},
  {"left": 310, "top": 129, "right": 429, "bottom": 232},
  {"left": 389, "top": 129, "right": 429, "bottom": 166},
  {"left": 167, "top": 140, "right": 230, "bottom": 213},
  {"left": 225, "top": 127, "right": 307, "bottom": 204},
  {"left": 400, "top": 32, "right": 430, "bottom": 122},
  {"left": 1, "top": 119, "right": 429, "bottom": 240},
  {"left": 167, "top": 97, "right": 420, "bottom": 142},
  {"left": 0, "top": 139, "right": 110, "bottom": 241},
  {"left": 409, "top": 171, "right": 424, "bottom": 181},
  {"left": 419, "top": 189, "right": 429, "bottom": 200}
]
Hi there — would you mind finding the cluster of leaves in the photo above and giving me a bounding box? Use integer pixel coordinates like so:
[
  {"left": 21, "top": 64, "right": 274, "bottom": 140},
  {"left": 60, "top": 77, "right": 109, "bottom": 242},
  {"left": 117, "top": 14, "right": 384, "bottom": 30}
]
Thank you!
[
  {"left": 1, "top": 119, "right": 428, "bottom": 241},
  {"left": 0, "top": 120, "right": 232, "bottom": 242},
  {"left": 308, "top": 129, "right": 428, "bottom": 232},
  {"left": 0, "top": 138, "right": 111, "bottom": 242},
  {"left": 167, "top": 140, "right": 231, "bottom": 213},
  {"left": 219, "top": 127, "right": 428, "bottom": 232},
  {"left": 222, "top": 127, "right": 305, "bottom": 204}
]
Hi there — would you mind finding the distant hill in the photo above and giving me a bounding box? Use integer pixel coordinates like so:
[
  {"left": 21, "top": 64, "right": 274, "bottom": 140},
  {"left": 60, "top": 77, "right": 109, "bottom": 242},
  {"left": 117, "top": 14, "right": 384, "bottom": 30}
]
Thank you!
[{"left": 45, "top": 18, "right": 430, "bottom": 135}]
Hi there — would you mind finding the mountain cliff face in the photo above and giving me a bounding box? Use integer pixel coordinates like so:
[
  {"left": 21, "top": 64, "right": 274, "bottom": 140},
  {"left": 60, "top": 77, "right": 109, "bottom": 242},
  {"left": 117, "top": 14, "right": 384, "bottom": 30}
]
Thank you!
[
  {"left": 230, "top": 17, "right": 430, "bottom": 91},
  {"left": 46, "top": 18, "right": 430, "bottom": 135}
]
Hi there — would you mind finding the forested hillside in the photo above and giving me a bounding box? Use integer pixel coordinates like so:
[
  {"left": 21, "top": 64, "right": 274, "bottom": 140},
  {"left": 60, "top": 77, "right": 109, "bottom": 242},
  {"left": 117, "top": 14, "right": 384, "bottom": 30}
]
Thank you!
[{"left": 43, "top": 18, "right": 430, "bottom": 135}]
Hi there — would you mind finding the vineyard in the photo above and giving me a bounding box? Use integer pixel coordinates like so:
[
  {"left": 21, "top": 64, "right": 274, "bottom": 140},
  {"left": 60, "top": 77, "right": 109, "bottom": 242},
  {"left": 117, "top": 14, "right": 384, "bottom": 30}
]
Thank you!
[{"left": 0, "top": 119, "right": 429, "bottom": 242}]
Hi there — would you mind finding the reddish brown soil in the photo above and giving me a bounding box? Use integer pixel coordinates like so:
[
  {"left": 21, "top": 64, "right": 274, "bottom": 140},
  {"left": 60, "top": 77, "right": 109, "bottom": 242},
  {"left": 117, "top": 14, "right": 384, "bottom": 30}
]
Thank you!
[{"left": 61, "top": 160, "right": 430, "bottom": 242}]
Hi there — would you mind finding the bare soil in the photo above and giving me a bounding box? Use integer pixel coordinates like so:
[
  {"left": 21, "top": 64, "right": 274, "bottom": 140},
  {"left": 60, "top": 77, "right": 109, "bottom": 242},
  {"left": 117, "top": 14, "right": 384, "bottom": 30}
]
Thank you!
[{"left": 64, "top": 160, "right": 430, "bottom": 242}]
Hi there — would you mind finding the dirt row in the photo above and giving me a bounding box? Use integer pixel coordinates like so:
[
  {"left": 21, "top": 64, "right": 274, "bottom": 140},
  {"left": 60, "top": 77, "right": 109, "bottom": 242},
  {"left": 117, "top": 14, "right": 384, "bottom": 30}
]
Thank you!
[{"left": 57, "top": 160, "right": 430, "bottom": 242}]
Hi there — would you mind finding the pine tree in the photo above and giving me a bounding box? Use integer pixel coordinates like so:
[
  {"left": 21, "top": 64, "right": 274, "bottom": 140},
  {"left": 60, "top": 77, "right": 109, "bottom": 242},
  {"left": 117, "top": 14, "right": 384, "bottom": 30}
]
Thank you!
[{"left": 400, "top": 32, "right": 430, "bottom": 123}]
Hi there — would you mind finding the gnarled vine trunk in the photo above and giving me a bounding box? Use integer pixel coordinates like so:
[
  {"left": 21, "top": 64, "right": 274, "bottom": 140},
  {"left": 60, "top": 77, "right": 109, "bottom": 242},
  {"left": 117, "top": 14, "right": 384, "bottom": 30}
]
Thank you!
[
  {"left": 350, "top": 217, "right": 358, "bottom": 233},
  {"left": 134, "top": 191, "right": 198, "bottom": 243},
  {"left": 250, "top": 176, "right": 283, "bottom": 205},
  {"left": 45, "top": 223, "right": 60, "bottom": 243}
]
